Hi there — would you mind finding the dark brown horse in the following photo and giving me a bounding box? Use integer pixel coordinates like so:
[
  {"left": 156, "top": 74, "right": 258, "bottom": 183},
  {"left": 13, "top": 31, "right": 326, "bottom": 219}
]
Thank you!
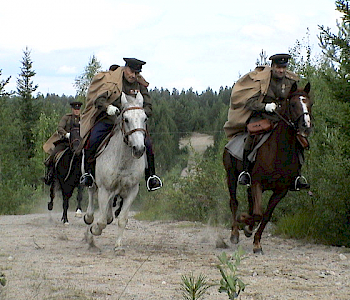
[
  {"left": 48, "top": 127, "right": 84, "bottom": 224},
  {"left": 223, "top": 82, "right": 312, "bottom": 253}
]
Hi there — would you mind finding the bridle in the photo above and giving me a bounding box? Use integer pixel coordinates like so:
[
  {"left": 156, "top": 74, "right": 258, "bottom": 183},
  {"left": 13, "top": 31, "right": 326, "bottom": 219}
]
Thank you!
[
  {"left": 120, "top": 106, "right": 147, "bottom": 145},
  {"left": 275, "top": 93, "right": 312, "bottom": 132}
]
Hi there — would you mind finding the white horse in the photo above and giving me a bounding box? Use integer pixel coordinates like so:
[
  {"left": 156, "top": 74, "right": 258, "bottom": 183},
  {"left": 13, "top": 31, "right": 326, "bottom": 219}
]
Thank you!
[{"left": 84, "top": 91, "right": 147, "bottom": 253}]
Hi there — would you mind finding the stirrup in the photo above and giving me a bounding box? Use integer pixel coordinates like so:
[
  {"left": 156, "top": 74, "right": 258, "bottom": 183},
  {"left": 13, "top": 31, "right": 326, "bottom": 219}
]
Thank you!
[
  {"left": 146, "top": 175, "right": 163, "bottom": 191},
  {"left": 293, "top": 175, "right": 310, "bottom": 191},
  {"left": 238, "top": 171, "right": 251, "bottom": 186},
  {"left": 80, "top": 173, "right": 95, "bottom": 188}
]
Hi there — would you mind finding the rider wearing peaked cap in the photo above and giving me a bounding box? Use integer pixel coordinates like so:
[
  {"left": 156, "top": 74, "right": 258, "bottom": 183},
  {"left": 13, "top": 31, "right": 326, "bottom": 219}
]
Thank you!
[
  {"left": 43, "top": 101, "right": 83, "bottom": 185},
  {"left": 78, "top": 58, "right": 163, "bottom": 191},
  {"left": 224, "top": 53, "right": 310, "bottom": 191}
]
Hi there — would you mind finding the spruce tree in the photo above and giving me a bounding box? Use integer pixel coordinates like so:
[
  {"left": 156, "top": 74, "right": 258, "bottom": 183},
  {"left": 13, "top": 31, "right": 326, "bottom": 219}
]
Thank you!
[{"left": 16, "top": 46, "right": 39, "bottom": 159}]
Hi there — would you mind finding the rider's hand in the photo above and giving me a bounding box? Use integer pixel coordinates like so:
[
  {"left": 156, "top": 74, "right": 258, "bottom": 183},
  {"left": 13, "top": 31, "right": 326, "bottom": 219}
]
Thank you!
[
  {"left": 106, "top": 105, "right": 119, "bottom": 116},
  {"left": 265, "top": 103, "right": 277, "bottom": 113},
  {"left": 65, "top": 132, "right": 70, "bottom": 139}
]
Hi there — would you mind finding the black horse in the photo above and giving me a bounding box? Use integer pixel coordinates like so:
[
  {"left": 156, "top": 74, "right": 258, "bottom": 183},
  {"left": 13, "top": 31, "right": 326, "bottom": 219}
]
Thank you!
[{"left": 47, "top": 127, "right": 84, "bottom": 224}]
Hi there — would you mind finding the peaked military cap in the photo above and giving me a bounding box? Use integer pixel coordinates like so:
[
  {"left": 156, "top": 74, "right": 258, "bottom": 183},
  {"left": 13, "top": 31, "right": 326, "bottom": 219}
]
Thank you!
[
  {"left": 269, "top": 53, "right": 291, "bottom": 66},
  {"left": 70, "top": 101, "right": 83, "bottom": 109},
  {"left": 123, "top": 58, "right": 146, "bottom": 72}
]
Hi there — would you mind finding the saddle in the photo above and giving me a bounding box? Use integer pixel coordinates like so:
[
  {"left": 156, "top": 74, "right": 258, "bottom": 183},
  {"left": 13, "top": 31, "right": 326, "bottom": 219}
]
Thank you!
[{"left": 225, "top": 132, "right": 272, "bottom": 163}]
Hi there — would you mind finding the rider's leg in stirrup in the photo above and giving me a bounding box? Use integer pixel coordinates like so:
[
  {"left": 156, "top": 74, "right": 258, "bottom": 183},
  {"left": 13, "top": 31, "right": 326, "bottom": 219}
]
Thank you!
[
  {"left": 238, "top": 134, "right": 253, "bottom": 186},
  {"left": 80, "top": 148, "right": 95, "bottom": 188},
  {"left": 145, "top": 134, "right": 162, "bottom": 191}
]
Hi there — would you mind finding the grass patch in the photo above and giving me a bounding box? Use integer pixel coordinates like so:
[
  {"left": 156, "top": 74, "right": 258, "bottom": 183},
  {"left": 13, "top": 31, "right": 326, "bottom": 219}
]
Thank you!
[{"left": 274, "top": 210, "right": 316, "bottom": 240}]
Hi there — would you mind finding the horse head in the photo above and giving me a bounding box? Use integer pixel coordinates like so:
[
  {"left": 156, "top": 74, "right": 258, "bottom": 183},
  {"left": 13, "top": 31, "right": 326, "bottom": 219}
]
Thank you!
[
  {"left": 69, "top": 127, "right": 82, "bottom": 152},
  {"left": 120, "top": 92, "right": 147, "bottom": 159},
  {"left": 283, "top": 82, "right": 313, "bottom": 138}
]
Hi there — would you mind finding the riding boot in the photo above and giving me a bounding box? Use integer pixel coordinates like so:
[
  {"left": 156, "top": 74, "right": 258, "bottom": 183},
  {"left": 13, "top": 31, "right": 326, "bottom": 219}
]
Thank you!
[
  {"left": 80, "top": 149, "right": 95, "bottom": 188},
  {"left": 238, "top": 149, "right": 252, "bottom": 186},
  {"left": 145, "top": 152, "right": 163, "bottom": 192}
]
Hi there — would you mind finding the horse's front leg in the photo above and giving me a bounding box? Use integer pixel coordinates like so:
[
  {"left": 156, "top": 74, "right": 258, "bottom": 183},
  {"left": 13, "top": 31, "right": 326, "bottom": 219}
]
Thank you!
[
  {"left": 84, "top": 186, "right": 95, "bottom": 225},
  {"left": 48, "top": 181, "right": 55, "bottom": 211},
  {"left": 114, "top": 186, "right": 139, "bottom": 253},
  {"left": 75, "top": 184, "right": 83, "bottom": 218},
  {"left": 90, "top": 188, "right": 113, "bottom": 236},
  {"left": 61, "top": 192, "right": 70, "bottom": 225},
  {"left": 253, "top": 189, "right": 288, "bottom": 254},
  {"left": 251, "top": 182, "right": 263, "bottom": 220}
]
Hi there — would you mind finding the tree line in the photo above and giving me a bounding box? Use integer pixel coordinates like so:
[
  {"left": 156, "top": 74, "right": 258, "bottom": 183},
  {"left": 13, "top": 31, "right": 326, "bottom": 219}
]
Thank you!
[{"left": 0, "top": 0, "right": 349, "bottom": 247}]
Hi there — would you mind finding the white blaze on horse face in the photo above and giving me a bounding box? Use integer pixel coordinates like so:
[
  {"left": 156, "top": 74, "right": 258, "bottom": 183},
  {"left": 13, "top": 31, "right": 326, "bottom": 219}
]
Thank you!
[{"left": 300, "top": 96, "right": 311, "bottom": 128}]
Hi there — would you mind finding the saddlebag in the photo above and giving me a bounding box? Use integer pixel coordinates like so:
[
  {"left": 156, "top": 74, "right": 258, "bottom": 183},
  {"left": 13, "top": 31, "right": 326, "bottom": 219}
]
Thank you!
[{"left": 247, "top": 119, "right": 274, "bottom": 135}]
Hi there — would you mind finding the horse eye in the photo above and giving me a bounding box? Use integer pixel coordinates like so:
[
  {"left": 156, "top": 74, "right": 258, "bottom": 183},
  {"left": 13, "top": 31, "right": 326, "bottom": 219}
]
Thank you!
[{"left": 124, "top": 118, "right": 129, "bottom": 123}]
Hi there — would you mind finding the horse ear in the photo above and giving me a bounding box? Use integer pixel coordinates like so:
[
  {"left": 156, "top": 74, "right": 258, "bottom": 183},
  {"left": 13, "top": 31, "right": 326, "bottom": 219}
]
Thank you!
[
  {"left": 290, "top": 82, "right": 298, "bottom": 94},
  {"left": 135, "top": 91, "right": 144, "bottom": 106},
  {"left": 121, "top": 92, "right": 127, "bottom": 106},
  {"left": 304, "top": 82, "right": 311, "bottom": 94}
]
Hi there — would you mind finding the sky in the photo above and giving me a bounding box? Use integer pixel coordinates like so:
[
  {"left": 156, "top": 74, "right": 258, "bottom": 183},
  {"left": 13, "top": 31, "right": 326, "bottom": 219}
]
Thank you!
[{"left": 0, "top": 0, "right": 342, "bottom": 96}]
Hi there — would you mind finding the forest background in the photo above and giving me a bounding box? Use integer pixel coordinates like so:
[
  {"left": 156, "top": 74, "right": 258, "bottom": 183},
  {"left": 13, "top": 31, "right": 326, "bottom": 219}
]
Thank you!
[{"left": 1, "top": 1, "right": 349, "bottom": 247}]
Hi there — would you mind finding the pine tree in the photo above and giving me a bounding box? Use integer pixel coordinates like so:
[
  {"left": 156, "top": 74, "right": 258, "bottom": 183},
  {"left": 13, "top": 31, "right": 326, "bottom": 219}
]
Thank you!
[
  {"left": 16, "top": 46, "right": 39, "bottom": 159},
  {"left": 318, "top": 0, "right": 350, "bottom": 102}
]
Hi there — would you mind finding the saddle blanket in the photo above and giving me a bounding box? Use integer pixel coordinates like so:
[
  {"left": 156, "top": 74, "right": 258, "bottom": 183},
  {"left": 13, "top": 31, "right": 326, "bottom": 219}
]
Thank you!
[{"left": 225, "top": 132, "right": 271, "bottom": 162}]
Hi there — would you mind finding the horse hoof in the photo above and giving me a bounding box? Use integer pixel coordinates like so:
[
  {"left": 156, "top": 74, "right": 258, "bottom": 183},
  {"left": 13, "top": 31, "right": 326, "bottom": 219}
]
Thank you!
[
  {"left": 114, "top": 247, "right": 126, "bottom": 256},
  {"left": 243, "top": 225, "right": 253, "bottom": 238},
  {"left": 230, "top": 235, "right": 239, "bottom": 244},
  {"left": 90, "top": 225, "right": 102, "bottom": 236},
  {"left": 107, "top": 217, "right": 114, "bottom": 225},
  {"left": 48, "top": 202, "right": 53, "bottom": 211},
  {"left": 84, "top": 214, "right": 94, "bottom": 225},
  {"left": 253, "top": 248, "right": 264, "bottom": 254},
  {"left": 75, "top": 209, "right": 83, "bottom": 218}
]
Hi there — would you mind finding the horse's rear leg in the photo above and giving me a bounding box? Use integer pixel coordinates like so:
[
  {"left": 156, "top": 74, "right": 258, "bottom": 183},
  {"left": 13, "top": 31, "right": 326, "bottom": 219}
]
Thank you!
[
  {"left": 223, "top": 149, "right": 240, "bottom": 244},
  {"left": 253, "top": 189, "right": 288, "bottom": 254},
  {"left": 75, "top": 184, "right": 83, "bottom": 218}
]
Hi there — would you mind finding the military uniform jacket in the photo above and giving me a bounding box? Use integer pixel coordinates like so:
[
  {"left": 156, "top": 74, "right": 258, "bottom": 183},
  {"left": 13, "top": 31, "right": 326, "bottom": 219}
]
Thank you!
[
  {"left": 43, "top": 113, "right": 80, "bottom": 154},
  {"left": 223, "top": 66, "right": 299, "bottom": 139},
  {"left": 57, "top": 113, "right": 80, "bottom": 139}
]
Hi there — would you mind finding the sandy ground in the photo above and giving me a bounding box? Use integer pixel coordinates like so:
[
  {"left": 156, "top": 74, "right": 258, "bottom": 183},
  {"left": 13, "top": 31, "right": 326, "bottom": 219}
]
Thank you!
[
  {"left": 1, "top": 133, "right": 350, "bottom": 299},
  {"left": 0, "top": 211, "right": 350, "bottom": 300}
]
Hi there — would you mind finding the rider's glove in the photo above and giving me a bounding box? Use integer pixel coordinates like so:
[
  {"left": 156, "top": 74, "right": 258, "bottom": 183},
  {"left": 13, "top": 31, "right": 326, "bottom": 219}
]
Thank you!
[
  {"left": 65, "top": 132, "right": 70, "bottom": 139},
  {"left": 106, "top": 105, "right": 119, "bottom": 116},
  {"left": 265, "top": 103, "right": 277, "bottom": 113}
]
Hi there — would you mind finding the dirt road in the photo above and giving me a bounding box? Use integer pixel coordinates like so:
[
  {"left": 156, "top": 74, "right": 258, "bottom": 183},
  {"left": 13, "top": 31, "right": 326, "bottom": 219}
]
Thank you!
[{"left": 1, "top": 211, "right": 349, "bottom": 300}]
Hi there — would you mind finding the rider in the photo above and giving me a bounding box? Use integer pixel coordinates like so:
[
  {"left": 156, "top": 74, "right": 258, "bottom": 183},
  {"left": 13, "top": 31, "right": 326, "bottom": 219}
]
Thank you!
[
  {"left": 43, "top": 101, "right": 82, "bottom": 185},
  {"left": 79, "top": 58, "right": 163, "bottom": 191},
  {"left": 236, "top": 53, "right": 310, "bottom": 190}
]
